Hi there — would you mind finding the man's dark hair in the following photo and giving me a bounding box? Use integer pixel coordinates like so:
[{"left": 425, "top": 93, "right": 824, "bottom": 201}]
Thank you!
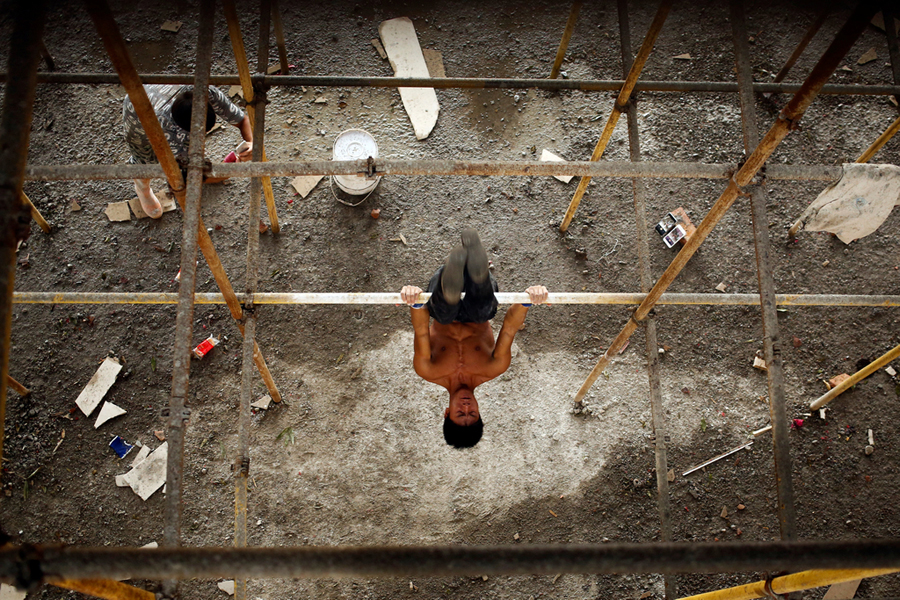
[
  {"left": 443, "top": 416, "right": 483, "bottom": 448},
  {"left": 171, "top": 90, "right": 216, "bottom": 132}
]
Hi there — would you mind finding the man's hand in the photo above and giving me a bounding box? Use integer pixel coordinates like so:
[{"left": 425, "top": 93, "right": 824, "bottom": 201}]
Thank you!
[
  {"left": 237, "top": 141, "right": 253, "bottom": 162},
  {"left": 401, "top": 285, "right": 425, "bottom": 307},
  {"left": 524, "top": 285, "right": 549, "bottom": 306}
]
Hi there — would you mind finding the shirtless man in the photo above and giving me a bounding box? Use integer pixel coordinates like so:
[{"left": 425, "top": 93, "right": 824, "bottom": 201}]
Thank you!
[{"left": 401, "top": 229, "right": 548, "bottom": 448}]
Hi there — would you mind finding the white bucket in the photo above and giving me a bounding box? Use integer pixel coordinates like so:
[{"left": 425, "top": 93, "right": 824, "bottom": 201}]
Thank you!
[{"left": 332, "top": 129, "right": 381, "bottom": 195}]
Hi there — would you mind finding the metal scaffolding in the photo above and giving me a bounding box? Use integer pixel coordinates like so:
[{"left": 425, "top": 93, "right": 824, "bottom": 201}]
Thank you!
[{"left": 1, "top": 1, "right": 899, "bottom": 600}]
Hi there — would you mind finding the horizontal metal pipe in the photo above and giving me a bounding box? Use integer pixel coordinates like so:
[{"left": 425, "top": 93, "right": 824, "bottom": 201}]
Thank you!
[
  {"left": 2, "top": 541, "right": 900, "bottom": 582},
  {"left": 23, "top": 160, "right": 843, "bottom": 182},
  {"left": 12, "top": 292, "right": 900, "bottom": 307},
  {"left": 5, "top": 72, "right": 900, "bottom": 95}
]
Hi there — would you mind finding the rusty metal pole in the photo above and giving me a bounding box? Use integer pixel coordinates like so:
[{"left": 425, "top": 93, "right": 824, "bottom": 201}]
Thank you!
[
  {"left": 550, "top": 2, "right": 582, "bottom": 79},
  {"left": 882, "top": 4, "right": 900, "bottom": 105},
  {"left": 730, "top": 0, "right": 797, "bottom": 543},
  {"left": 222, "top": 0, "right": 281, "bottom": 234},
  {"left": 84, "top": 0, "right": 282, "bottom": 403},
  {"left": 0, "top": 0, "right": 44, "bottom": 490},
  {"left": 772, "top": 4, "right": 833, "bottom": 83},
  {"left": 271, "top": 0, "right": 290, "bottom": 75},
  {"left": 616, "top": 2, "right": 674, "bottom": 598},
  {"left": 560, "top": 0, "right": 673, "bottom": 232},
  {"left": 573, "top": 1, "right": 880, "bottom": 405}
]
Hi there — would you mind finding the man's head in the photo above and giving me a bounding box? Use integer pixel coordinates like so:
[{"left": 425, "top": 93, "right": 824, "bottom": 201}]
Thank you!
[
  {"left": 443, "top": 388, "right": 483, "bottom": 448},
  {"left": 171, "top": 89, "right": 216, "bottom": 133}
]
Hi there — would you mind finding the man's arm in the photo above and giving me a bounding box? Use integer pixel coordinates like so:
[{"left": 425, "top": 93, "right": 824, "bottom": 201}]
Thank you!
[
  {"left": 491, "top": 285, "right": 549, "bottom": 369},
  {"left": 401, "top": 285, "right": 436, "bottom": 379}
]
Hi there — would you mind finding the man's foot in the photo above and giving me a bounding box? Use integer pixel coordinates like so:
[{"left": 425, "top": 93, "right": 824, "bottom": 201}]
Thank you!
[
  {"left": 137, "top": 187, "right": 163, "bottom": 219},
  {"left": 441, "top": 245, "right": 467, "bottom": 305},
  {"left": 461, "top": 228, "right": 489, "bottom": 283}
]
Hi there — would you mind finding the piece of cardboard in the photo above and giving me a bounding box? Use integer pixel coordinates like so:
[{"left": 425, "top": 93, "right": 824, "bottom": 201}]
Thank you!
[
  {"left": 540, "top": 149, "right": 573, "bottom": 183},
  {"left": 290, "top": 175, "right": 324, "bottom": 198},
  {"left": 823, "top": 579, "right": 861, "bottom": 600},
  {"left": 857, "top": 48, "right": 878, "bottom": 65},
  {"left": 75, "top": 357, "right": 123, "bottom": 416},
  {"left": 252, "top": 395, "right": 273, "bottom": 410},
  {"left": 105, "top": 202, "right": 131, "bottom": 222},
  {"left": 94, "top": 401, "right": 126, "bottom": 429},
  {"left": 160, "top": 20, "right": 182, "bottom": 33},
  {"left": 423, "top": 48, "right": 446, "bottom": 78},
  {"left": 128, "top": 190, "right": 177, "bottom": 220},
  {"left": 119, "top": 442, "right": 168, "bottom": 501},
  {"left": 379, "top": 17, "right": 440, "bottom": 140}
]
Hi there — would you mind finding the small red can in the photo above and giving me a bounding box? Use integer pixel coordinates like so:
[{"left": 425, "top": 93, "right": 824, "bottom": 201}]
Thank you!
[{"left": 192, "top": 335, "right": 220, "bottom": 359}]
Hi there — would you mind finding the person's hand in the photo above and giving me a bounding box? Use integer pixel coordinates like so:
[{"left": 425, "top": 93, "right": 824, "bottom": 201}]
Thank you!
[
  {"left": 237, "top": 141, "right": 253, "bottom": 162},
  {"left": 524, "top": 285, "right": 549, "bottom": 306},
  {"left": 401, "top": 285, "right": 425, "bottom": 307}
]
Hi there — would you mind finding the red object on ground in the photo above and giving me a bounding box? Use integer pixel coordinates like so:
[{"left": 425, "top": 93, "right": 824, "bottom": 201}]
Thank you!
[
  {"left": 224, "top": 151, "right": 237, "bottom": 163},
  {"left": 791, "top": 418, "right": 804, "bottom": 429},
  {"left": 192, "top": 335, "right": 220, "bottom": 359}
]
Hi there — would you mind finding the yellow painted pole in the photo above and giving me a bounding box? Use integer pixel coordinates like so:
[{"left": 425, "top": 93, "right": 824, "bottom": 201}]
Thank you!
[
  {"left": 50, "top": 578, "right": 156, "bottom": 600},
  {"left": 810, "top": 342, "right": 900, "bottom": 410},
  {"left": 677, "top": 568, "right": 897, "bottom": 600},
  {"left": 222, "top": 0, "right": 281, "bottom": 234},
  {"left": 856, "top": 114, "right": 900, "bottom": 163},
  {"left": 559, "top": 0, "right": 673, "bottom": 232},
  {"left": 549, "top": 2, "right": 582, "bottom": 79},
  {"left": 20, "top": 192, "right": 50, "bottom": 233}
]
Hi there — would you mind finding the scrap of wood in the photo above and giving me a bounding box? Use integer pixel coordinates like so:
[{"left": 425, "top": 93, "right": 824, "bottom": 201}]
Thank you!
[
  {"left": 104, "top": 201, "right": 131, "bottom": 222},
  {"left": 290, "top": 175, "right": 324, "bottom": 198},
  {"left": 94, "top": 401, "right": 126, "bottom": 429},
  {"left": 379, "top": 17, "right": 440, "bottom": 140},
  {"left": 128, "top": 189, "right": 177, "bottom": 219},
  {"left": 540, "top": 149, "right": 573, "bottom": 184},
  {"left": 422, "top": 48, "right": 446, "bottom": 78},
  {"left": 75, "top": 357, "right": 123, "bottom": 416},
  {"left": 160, "top": 20, "right": 182, "bottom": 33},
  {"left": 371, "top": 38, "right": 387, "bottom": 59},
  {"left": 857, "top": 48, "right": 878, "bottom": 65}
]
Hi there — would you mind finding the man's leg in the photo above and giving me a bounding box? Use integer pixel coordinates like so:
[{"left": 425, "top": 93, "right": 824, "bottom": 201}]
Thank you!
[
  {"left": 458, "top": 230, "right": 498, "bottom": 323},
  {"left": 426, "top": 266, "right": 462, "bottom": 325},
  {"left": 134, "top": 178, "right": 163, "bottom": 219}
]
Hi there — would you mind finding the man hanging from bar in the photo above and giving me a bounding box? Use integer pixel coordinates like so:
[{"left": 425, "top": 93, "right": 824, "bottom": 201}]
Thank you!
[
  {"left": 400, "top": 229, "right": 548, "bottom": 448},
  {"left": 123, "top": 84, "right": 253, "bottom": 218}
]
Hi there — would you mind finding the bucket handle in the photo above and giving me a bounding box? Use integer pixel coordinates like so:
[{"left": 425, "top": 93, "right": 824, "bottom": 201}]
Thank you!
[{"left": 329, "top": 176, "right": 378, "bottom": 207}]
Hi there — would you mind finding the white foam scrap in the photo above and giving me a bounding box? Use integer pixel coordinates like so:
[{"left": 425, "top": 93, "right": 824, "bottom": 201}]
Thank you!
[
  {"left": 217, "top": 580, "right": 235, "bottom": 595},
  {"left": 0, "top": 584, "right": 26, "bottom": 600},
  {"left": 94, "top": 401, "right": 126, "bottom": 429},
  {"left": 540, "top": 149, "right": 574, "bottom": 184},
  {"left": 251, "top": 395, "right": 272, "bottom": 410},
  {"left": 117, "top": 442, "right": 168, "bottom": 500},
  {"left": 75, "top": 357, "right": 122, "bottom": 416},
  {"left": 141, "top": 541, "right": 158, "bottom": 549}
]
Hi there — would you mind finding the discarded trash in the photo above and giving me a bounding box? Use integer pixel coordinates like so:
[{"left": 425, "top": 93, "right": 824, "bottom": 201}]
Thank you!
[
  {"left": 109, "top": 436, "right": 134, "bottom": 459},
  {"left": 105, "top": 201, "right": 131, "bottom": 222},
  {"left": 0, "top": 583, "right": 27, "bottom": 600},
  {"left": 715, "top": 282, "right": 728, "bottom": 293},
  {"left": 370, "top": 208, "right": 381, "bottom": 219},
  {"left": 540, "top": 149, "right": 574, "bottom": 184},
  {"left": 791, "top": 418, "right": 804, "bottom": 429},
  {"left": 865, "top": 445, "right": 875, "bottom": 455},
  {"left": 94, "top": 401, "right": 126, "bottom": 429},
  {"left": 720, "top": 506, "right": 728, "bottom": 518},
  {"left": 228, "top": 85, "right": 243, "bottom": 99},
  {"left": 75, "top": 357, "right": 123, "bottom": 416},
  {"left": 826, "top": 373, "right": 851, "bottom": 390},
  {"left": 819, "top": 408, "right": 827, "bottom": 419},
  {"left": 389, "top": 233, "right": 409, "bottom": 246},
  {"left": 666, "top": 469, "right": 675, "bottom": 482},
  {"left": 379, "top": 17, "right": 440, "bottom": 140},
  {"left": 422, "top": 48, "right": 446, "bottom": 78},
  {"left": 822, "top": 578, "right": 862, "bottom": 600},
  {"left": 371, "top": 38, "right": 387, "bottom": 59},
  {"left": 251, "top": 395, "right": 272, "bottom": 410},
  {"left": 885, "top": 365, "right": 897, "bottom": 377},
  {"left": 313, "top": 96, "right": 327, "bottom": 104},
  {"left": 753, "top": 356, "right": 767, "bottom": 371},
  {"left": 217, "top": 580, "right": 235, "bottom": 596},
  {"left": 737, "top": 503, "right": 745, "bottom": 510},
  {"left": 673, "top": 53, "right": 692, "bottom": 60},
  {"left": 193, "top": 336, "right": 220, "bottom": 359},
  {"left": 683, "top": 440, "right": 753, "bottom": 476},
  {"left": 290, "top": 175, "right": 324, "bottom": 198},
  {"left": 160, "top": 20, "right": 182, "bottom": 33},
  {"left": 790, "top": 163, "right": 900, "bottom": 244},
  {"left": 68, "top": 200, "right": 82, "bottom": 212},
  {"left": 116, "top": 442, "right": 168, "bottom": 500},
  {"left": 154, "top": 430, "right": 166, "bottom": 441},
  {"left": 868, "top": 429, "right": 874, "bottom": 446},
  {"left": 857, "top": 48, "right": 878, "bottom": 65},
  {"left": 128, "top": 190, "right": 177, "bottom": 219},
  {"left": 332, "top": 129, "right": 381, "bottom": 196},
  {"left": 655, "top": 208, "right": 694, "bottom": 248}
]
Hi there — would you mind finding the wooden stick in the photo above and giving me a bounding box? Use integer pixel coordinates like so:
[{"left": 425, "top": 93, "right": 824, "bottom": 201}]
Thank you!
[
  {"left": 549, "top": 2, "right": 581, "bottom": 79},
  {"left": 51, "top": 578, "right": 155, "bottom": 600},
  {"left": 810, "top": 342, "right": 900, "bottom": 410},
  {"left": 856, "top": 114, "right": 900, "bottom": 163},
  {"left": 20, "top": 191, "right": 51, "bottom": 233},
  {"left": 677, "top": 568, "right": 897, "bottom": 600},
  {"left": 559, "top": 0, "right": 672, "bottom": 232},
  {"left": 7, "top": 374, "right": 30, "bottom": 396},
  {"left": 222, "top": 0, "right": 281, "bottom": 234},
  {"left": 271, "top": 0, "right": 290, "bottom": 75}
]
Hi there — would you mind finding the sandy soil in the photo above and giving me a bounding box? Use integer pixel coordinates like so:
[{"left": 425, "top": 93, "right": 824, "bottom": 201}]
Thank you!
[{"left": 2, "top": 1, "right": 900, "bottom": 599}]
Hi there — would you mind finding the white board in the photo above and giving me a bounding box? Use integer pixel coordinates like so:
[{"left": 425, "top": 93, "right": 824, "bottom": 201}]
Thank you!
[
  {"left": 379, "top": 17, "right": 440, "bottom": 140},
  {"left": 75, "top": 357, "right": 122, "bottom": 416},
  {"left": 119, "top": 442, "right": 168, "bottom": 500}
]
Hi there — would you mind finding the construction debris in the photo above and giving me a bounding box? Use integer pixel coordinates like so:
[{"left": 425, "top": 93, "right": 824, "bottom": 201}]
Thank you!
[
  {"left": 104, "top": 201, "right": 131, "bottom": 222},
  {"left": 94, "top": 401, "right": 126, "bottom": 429},
  {"left": 753, "top": 355, "right": 767, "bottom": 371},
  {"left": 217, "top": 581, "right": 235, "bottom": 596},
  {"left": 856, "top": 48, "right": 878, "bottom": 65},
  {"left": 822, "top": 578, "right": 862, "bottom": 600},
  {"left": 160, "top": 20, "right": 182, "bottom": 33},
  {"left": 290, "top": 175, "right": 324, "bottom": 198},
  {"left": 826, "top": 373, "right": 851, "bottom": 390},
  {"left": 251, "top": 395, "right": 273, "bottom": 410},
  {"left": 540, "top": 149, "right": 574, "bottom": 183},
  {"left": 0, "top": 583, "right": 27, "bottom": 600},
  {"left": 422, "top": 48, "right": 446, "bottom": 78},
  {"left": 75, "top": 357, "right": 123, "bottom": 416},
  {"left": 379, "top": 17, "right": 440, "bottom": 140},
  {"left": 109, "top": 435, "right": 134, "bottom": 459},
  {"left": 715, "top": 282, "right": 728, "bottom": 293},
  {"left": 673, "top": 53, "right": 692, "bottom": 60},
  {"left": 371, "top": 38, "right": 387, "bottom": 59},
  {"left": 116, "top": 442, "right": 168, "bottom": 500},
  {"left": 130, "top": 444, "right": 151, "bottom": 468}
]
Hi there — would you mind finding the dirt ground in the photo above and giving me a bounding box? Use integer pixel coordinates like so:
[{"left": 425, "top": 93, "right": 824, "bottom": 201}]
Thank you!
[{"left": 2, "top": 0, "right": 900, "bottom": 598}]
